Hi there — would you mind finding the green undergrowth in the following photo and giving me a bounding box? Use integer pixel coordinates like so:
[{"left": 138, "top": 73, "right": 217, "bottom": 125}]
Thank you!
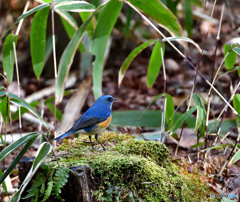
[{"left": 49, "top": 132, "right": 214, "bottom": 201}]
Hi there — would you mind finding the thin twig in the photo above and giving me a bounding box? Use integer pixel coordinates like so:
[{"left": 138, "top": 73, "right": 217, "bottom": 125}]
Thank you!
[
  {"left": 51, "top": 0, "right": 58, "bottom": 145},
  {"left": 12, "top": 34, "right": 22, "bottom": 137}
]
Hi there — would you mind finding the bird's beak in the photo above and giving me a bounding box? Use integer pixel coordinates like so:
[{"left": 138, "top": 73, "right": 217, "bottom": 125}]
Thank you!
[{"left": 113, "top": 97, "right": 117, "bottom": 101}]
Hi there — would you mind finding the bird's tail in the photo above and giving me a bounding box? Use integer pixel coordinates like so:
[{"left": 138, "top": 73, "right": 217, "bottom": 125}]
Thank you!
[{"left": 54, "top": 131, "right": 74, "bottom": 141}]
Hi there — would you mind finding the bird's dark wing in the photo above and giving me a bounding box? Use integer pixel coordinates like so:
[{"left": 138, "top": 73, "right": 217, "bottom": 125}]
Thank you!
[{"left": 66, "top": 116, "right": 106, "bottom": 132}]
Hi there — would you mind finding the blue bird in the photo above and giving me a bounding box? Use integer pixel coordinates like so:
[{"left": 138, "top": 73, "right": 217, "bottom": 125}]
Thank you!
[{"left": 55, "top": 95, "right": 117, "bottom": 150}]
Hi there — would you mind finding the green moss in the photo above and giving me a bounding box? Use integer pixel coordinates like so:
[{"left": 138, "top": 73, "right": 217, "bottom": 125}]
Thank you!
[{"left": 51, "top": 132, "right": 214, "bottom": 201}]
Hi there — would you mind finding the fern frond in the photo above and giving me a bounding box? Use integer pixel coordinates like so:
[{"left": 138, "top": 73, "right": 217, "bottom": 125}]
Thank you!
[
  {"left": 22, "top": 173, "right": 45, "bottom": 200},
  {"left": 42, "top": 179, "right": 53, "bottom": 202},
  {"left": 53, "top": 167, "right": 70, "bottom": 200}
]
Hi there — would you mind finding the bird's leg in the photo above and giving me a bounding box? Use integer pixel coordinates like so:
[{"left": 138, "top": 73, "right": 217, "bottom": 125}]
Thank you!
[
  {"left": 95, "top": 134, "right": 106, "bottom": 150},
  {"left": 89, "top": 136, "right": 94, "bottom": 150}
]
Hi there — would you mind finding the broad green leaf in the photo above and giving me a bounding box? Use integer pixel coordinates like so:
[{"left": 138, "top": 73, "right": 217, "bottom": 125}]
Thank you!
[
  {"left": 91, "top": 0, "right": 122, "bottom": 99},
  {"left": 58, "top": 11, "right": 86, "bottom": 52},
  {"left": 8, "top": 92, "right": 49, "bottom": 127},
  {"left": 184, "top": 0, "right": 193, "bottom": 37},
  {"left": 0, "top": 135, "right": 37, "bottom": 185},
  {"left": 0, "top": 4, "right": 50, "bottom": 40},
  {"left": 11, "top": 142, "right": 51, "bottom": 202},
  {"left": 12, "top": 101, "right": 40, "bottom": 120},
  {"left": 0, "top": 132, "right": 38, "bottom": 162},
  {"left": 170, "top": 106, "right": 197, "bottom": 134},
  {"left": 55, "top": 1, "right": 95, "bottom": 12},
  {"left": 224, "top": 44, "right": 237, "bottom": 70},
  {"left": 162, "top": 36, "right": 202, "bottom": 53},
  {"left": 0, "top": 96, "right": 10, "bottom": 124},
  {"left": 46, "top": 102, "right": 62, "bottom": 121},
  {"left": 129, "top": 0, "right": 183, "bottom": 37},
  {"left": 232, "top": 150, "right": 240, "bottom": 164},
  {"left": 112, "top": 110, "right": 196, "bottom": 128},
  {"left": 147, "top": 41, "right": 165, "bottom": 88},
  {"left": 56, "top": 4, "right": 106, "bottom": 104},
  {"left": 119, "top": 40, "right": 156, "bottom": 86},
  {"left": 31, "top": 7, "right": 50, "bottom": 79},
  {"left": 2, "top": 34, "right": 18, "bottom": 84},
  {"left": 79, "top": 12, "right": 95, "bottom": 38},
  {"left": 233, "top": 94, "right": 240, "bottom": 127},
  {"left": 165, "top": 94, "right": 174, "bottom": 127}
]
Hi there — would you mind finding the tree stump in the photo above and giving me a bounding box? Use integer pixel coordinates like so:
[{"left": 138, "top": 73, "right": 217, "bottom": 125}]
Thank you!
[{"left": 19, "top": 158, "right": 95, "bottom": 202}]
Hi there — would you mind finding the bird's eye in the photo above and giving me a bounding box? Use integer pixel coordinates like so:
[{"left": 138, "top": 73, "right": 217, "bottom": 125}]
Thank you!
[{"left": 107, "top": 97, "right": 112, "bottom": 102}]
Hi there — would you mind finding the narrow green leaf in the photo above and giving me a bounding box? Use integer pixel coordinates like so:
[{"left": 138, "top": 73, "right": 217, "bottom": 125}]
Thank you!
[
  {"left": 0, "top": 4, "right": 50, "bottom": 40},
  {"left": 145, "top": 93, "right": 164, "bottom": 111},
  {"left": 12, "top": 101, "right": 40, "bottom": 120},
  {"left": 224, "top": 44, "right": 237, "bottom": 70},
  {"left": 0, "top": 132, "right": 38, "bottom": 162},
  {"left": 170, "top": 106, "right": 197, "bottom": 133},
  {"left": 193, "top": 93, "right": 206, "bottom": 138},
  {"left": 191, "top": 142, "right": 204, "bottom": 148},
  {"left": 31, "top": 7, "right": 50, "bottom": 78},
  {"left": 119, "top": 40, "right": 156, "bottom": 86},
  {"left": 79, "top": 12, "right": 95, "bottom": 38},
  {"left": 45, "top": 36, "right": 54, "bottom": 63},
  {"left": 0, "top": 91, "right": 6, "bottom": 97},
  {"left": 45, "top": 90, "right": 73, "bottom": 104},
  {"left": 233, "top": 47, "right": 240, "bottom": 55},
  {"left": 184, "top": 0, "right": 193, "bottom": 37},
  {"left": 162, "top": 36, "right": 202, "bottom": 53},
  {"left": 2, "top": 34, "right": 17, "bottom": 84},
  {"left": 195, "top": 106, "right": 203, "bottom": 132},
  {"left": 129, "top": 0, "right": 183, "bottom": 37},
  {"left": 165, "top": 94, "right": 174, "bottom": 127},
  {"left": 55, "top": 1, "right": 95, "bottom": 12},
  {"left": 59, "top": 11, "right": 86, "bottom": 53},
  {"left": 233, "top": 94, "right": 240, "bottom": 127},
  {"left": 56, "top": 4, "right": 105, "bottom": 104},
  {"left": 91, "top": 0, "right": 123, "bottom": 99},
  {"left": 0, "top": 136, "right": 37, "bottom": 185},
  {"left": 46, "top": 102, "right": 62, "bottom": 121},
  {"left": 32, "top": 143, "right": 51, "bottom": 169},
  {"left": 232, "top": 150, "right": 240, "bottom": 164},
  {"left": 0, "top": 96, "right": 10, "bottom": 124},
  {"left": 147, "top": 41, "right": 165, "bottom": 88},
  {"left": 112, "top": 110, "right": 196, "bottom": 128},
  {"left": 8, "top": 92, "right": 49, "bottom": 127},
  {"left": 0, "top": 167, "right": 8, "bottom": 196},
  {"left": 123, "top": 7, "right": 134, "bottom": 39},
  {"left": 11, "top": 142, "right": 51, "bottom": 202},
  {"left": 201, "top": 144, "right": 228, "bottom": 151}
]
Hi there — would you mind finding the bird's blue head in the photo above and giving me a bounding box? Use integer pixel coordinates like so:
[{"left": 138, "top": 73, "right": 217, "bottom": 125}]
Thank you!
[{"left": 95, "top": 95, "right": 117, "bottom": 107}]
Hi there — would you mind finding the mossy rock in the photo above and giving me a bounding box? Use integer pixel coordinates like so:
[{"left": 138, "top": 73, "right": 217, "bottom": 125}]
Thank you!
[{"left": 51, "top": 132, "right": 213, "bottom": 201}]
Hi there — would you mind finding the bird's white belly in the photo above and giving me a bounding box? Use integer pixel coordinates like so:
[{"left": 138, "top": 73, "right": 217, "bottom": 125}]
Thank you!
[{"left": 77, "top": 127, "right": 106, "bottom": 136}]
